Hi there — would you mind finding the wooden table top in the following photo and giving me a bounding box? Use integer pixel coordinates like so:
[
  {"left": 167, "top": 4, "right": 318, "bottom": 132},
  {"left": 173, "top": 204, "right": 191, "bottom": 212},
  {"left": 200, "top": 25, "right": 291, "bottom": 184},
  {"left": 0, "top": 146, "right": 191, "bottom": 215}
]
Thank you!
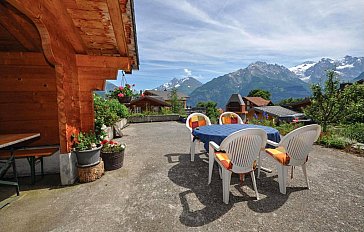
[{"left": 0, "top": 133, "right": 40, "bottom": 149}]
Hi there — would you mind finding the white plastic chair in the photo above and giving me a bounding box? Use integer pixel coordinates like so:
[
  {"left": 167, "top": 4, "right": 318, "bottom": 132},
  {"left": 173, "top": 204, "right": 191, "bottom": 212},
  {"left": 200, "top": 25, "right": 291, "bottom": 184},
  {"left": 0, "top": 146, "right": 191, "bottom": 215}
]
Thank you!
[
  {"left": 219, "top": 112, "right": 244, "bottom": 125},
  {"left": 258, "top": 124, "right": 321, "bottom": 194},
  {"left": 208, "top": 129, "right": 267, "bottom": 204},
  {"left": 186, "top": 113, "right": 211, "bottom": 161}
]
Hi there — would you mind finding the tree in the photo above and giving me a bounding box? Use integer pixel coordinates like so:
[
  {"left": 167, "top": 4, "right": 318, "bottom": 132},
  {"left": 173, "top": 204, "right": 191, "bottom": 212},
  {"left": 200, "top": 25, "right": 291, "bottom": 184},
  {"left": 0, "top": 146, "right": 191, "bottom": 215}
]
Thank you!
[
  {"left": 304, "top": 70, "right": 344, "bottom": 132},
  {"left": 278, "top": 97, "right": 305, "bottom": 106},
  {"left": 169, "top": 88, "right": 184, "bottom": 114},
  {"left": 196, "top": 101, "right": 220, "bottom": 124},
  {"left": 248, "top": 89, "right": 271, "bottom": 100},
  {"left": 341, "top": 83, "right": 364, "bottom": 123}
]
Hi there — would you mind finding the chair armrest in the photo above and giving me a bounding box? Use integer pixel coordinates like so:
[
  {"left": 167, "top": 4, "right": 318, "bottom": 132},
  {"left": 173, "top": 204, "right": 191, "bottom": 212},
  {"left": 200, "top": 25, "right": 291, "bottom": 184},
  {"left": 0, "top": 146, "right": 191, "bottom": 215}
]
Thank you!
[
  {"left": 209, "top": 141, "right": 220, "bottom": 151},
  {"left": 267, "top": 140, "right": 279, "bottom": 147}
]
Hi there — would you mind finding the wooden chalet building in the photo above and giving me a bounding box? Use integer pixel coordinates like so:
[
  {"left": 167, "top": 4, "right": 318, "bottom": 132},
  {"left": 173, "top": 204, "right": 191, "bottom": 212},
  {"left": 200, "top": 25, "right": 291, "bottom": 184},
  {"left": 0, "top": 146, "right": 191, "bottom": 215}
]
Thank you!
[
  {"left": 243, "top": 97, "right": 273, "bottom": 112},
  {"left": 143, "top": 90, "right": 189, "bottom": 109},
  {"left": 225, "top": 94, "right": 247, "bottom": 120},
  {"left": 129, "top": 96, "right": 171, "bottom": 113},
  {"left": 0, "top": 0, "right": 139, "bottom": 184}
]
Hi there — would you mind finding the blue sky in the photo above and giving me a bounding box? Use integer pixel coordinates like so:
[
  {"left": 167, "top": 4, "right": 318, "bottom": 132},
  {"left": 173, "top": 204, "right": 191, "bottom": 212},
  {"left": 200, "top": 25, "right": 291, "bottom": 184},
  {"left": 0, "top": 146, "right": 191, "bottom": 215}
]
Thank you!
[{"left": 112, "top": 0, "right": 364, "bottom": 90}]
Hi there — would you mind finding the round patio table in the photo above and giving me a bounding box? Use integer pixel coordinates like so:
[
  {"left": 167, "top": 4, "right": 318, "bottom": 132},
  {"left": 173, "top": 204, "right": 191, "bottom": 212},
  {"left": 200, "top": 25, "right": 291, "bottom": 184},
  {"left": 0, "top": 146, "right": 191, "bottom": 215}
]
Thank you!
[{"left": 192, "top": 124, "right": 280, "bottom": 151}]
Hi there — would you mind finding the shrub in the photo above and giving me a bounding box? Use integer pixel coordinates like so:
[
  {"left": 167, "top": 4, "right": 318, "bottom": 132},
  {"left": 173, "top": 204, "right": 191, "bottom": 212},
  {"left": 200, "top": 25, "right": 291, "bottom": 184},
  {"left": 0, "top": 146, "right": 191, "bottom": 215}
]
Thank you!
[
  {"left": 94, "top": 95, "right": 121, "bottom": 135},
  {"left": 108, "top": 99, "right": 129, "bottom": 118},
  {"left": 129, "top": 113, "right": 145, "bottom": 117},
  {"left": 318, "top": 134, "right": 350, "bottom": 149},
  {"left": 161, "top": 107, "right": 173, "bottom": 115},
  {"left": 249, "top": 118, "right": 274, "bottom": 127},
  {"left": 341, "top": 123, "right": 364, "bottom": 143},
  {"left": 275, "top": 122, "right": 304, "bottom": 136},
  {"left": 249, "top": 118, "right": 304, "bottom": 136}
]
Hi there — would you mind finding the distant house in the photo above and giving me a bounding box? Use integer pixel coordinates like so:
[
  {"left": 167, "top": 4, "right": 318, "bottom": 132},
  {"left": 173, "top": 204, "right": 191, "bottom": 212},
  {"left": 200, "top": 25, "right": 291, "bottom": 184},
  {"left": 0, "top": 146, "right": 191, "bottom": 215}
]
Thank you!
[
  {"left": 247, "top": 105, "right": 300, "bottom": 121},
  {"left": 143, "top": 90, "right": 189, "bottom": 109},
  {"left": 282, "top": 98, "right": 311, "bottom": 113},
  {"left": 225, "top": 94, "right": 248, "bottom": 119},
  {"left": 243, "top": 97, "right": 273, "bottom": 112},
  {"left": 129, "top": 96, "right": 171, "bottom": 113}
]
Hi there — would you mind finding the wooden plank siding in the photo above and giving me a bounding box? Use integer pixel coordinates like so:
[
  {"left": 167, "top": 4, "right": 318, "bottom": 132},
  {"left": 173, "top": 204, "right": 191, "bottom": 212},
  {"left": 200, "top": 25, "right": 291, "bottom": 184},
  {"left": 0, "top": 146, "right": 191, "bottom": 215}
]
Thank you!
[
  {"left": 0, "top": 52, "right": 59, "bottom": 146},
  {"left": 0, "top": 0, "right": 139, "bottom": 154}
]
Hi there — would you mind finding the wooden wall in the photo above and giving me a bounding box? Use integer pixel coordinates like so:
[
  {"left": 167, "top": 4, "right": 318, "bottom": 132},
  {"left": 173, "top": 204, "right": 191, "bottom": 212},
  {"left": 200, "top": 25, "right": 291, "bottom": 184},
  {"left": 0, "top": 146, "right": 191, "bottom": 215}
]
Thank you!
[{"left": 0, "top": 52, "right": 59, "bottom": 146}]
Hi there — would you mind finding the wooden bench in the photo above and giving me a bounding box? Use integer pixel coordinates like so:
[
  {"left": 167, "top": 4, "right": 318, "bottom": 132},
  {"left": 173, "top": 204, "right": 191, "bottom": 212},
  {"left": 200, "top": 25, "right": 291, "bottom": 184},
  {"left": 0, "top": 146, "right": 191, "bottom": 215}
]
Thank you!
[{"left": 0, "top": 146, "right": 59, "bottom": 184}]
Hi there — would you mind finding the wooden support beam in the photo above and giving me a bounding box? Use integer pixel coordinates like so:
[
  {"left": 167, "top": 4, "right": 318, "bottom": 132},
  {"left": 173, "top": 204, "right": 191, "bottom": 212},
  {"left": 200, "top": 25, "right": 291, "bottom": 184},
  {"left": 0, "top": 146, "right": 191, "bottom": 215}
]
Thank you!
[
  {"left": 106, "top": 0, "right": 128, "bottom": 56},
  {"left": 76, "top": 54, "right": 131, "bottom": 71},
  {"left": 0, "top": 2, "right": 42, "bottom": 51},
  {"left": 78, "top": 67, "right": 118, "bottom": 80}
]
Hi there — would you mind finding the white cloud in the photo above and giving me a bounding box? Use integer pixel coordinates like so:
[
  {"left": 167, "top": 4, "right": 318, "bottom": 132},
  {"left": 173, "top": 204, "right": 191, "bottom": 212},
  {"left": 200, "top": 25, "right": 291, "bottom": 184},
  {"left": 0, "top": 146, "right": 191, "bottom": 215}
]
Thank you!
[
  {"left": 183, "top": 68, "right": 192, "bottom": 76},
  {"left": 131, "top": 0, "right": 364, "bottom": 89}
]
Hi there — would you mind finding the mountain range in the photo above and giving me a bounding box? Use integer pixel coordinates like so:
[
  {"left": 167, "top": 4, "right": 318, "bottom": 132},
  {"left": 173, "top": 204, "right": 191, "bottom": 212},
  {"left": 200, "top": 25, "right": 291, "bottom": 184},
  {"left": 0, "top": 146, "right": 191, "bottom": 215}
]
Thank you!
[
  {"left": 154, "top": 77, "right": 202, "bottom": 95},
  {"left": 353, "top": 72, "right": 364, "bottom": 82},
  {"left": 290, "top": 55, "right": 364, "bottom": 83},
  {"left": 188, "top": 62, "right": 311, "bottom": 107},
  {"left": 186, "top": 56, "right": 363, "bottom": 108}
]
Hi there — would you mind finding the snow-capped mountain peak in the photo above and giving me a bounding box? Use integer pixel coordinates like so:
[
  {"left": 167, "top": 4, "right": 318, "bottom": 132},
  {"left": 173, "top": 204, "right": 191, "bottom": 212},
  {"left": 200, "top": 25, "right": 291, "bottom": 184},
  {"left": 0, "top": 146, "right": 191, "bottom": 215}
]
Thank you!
[
  {"left": 154, "top": 77, "right": 202, "bottom": 95},
  {"left": 289, "top": 61, "right": 316, "bottom": 81},
  {"left": 290, "top": 56, "right": 364, "bottom": 83}
]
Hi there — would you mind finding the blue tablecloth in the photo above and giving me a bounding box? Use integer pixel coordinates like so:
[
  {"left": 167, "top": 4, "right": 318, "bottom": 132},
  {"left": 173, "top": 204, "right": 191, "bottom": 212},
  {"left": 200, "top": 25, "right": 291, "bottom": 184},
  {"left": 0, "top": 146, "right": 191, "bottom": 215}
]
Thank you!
[{"left": 192, "top": 124, "right": 281, "bottom": 151}]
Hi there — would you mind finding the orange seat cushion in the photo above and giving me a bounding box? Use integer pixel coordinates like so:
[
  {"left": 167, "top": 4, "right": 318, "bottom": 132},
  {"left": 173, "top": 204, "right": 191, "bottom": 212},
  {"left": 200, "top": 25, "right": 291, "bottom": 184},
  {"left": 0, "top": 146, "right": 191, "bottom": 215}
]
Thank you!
[
  {"left": 215, "top": 152, "right": 232, "bottom": 170},
  {"left": 265, "top": 147, "right": 290, "bottom": 165},
  {"left": 189, "top": 115, "right": 207, "bottom": 129},
  {"left": 222, "top": 114, "right": 238, "bottom": 124},
  {"left": 215, "top": 151, "right": 256, "bottom": 171}
]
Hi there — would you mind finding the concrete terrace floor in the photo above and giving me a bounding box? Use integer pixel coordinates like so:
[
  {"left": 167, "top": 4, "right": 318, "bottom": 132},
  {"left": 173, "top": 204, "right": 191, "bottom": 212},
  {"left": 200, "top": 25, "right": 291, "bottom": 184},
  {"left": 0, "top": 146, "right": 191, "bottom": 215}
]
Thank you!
[{"left": 0, "top": 121, "right": 363, "bottom": 232}]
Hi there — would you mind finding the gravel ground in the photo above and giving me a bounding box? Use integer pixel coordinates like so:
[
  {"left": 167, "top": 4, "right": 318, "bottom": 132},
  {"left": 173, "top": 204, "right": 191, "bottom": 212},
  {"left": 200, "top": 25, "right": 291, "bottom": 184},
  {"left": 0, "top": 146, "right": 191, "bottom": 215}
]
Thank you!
[{"left": 0, "top": 121, "right": 363, "bottom": 232}]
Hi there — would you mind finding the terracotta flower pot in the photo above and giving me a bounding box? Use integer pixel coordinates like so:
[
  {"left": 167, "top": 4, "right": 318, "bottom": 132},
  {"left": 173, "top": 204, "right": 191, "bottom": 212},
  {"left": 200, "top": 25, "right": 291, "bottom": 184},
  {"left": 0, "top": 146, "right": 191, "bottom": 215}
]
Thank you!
[{"left": 101, "top": 150, "right": 125, "bottom": 171}]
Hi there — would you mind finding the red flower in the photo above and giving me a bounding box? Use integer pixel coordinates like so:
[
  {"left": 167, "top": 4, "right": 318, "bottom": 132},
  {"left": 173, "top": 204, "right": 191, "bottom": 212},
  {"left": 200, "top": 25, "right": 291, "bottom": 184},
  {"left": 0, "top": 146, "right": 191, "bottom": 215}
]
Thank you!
[
  {"left": 109, "top": 140, "right": 114, "bottom": 145},
  {"left": 119, "top": 86, "right": 124, "bottom": 90},
  {"left": 118, "top": 93, "right": 124, "bottom": 97},
  {"left": 101, "top": 139, "right": 109, "bottom": 145},
  {"left": 126, "top": 84, "right": 131, "bottom": 88}
]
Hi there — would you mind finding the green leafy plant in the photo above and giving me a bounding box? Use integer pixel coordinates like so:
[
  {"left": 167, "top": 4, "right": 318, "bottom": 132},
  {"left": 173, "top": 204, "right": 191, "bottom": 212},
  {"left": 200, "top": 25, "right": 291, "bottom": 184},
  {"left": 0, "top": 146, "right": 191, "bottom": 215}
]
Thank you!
[
  {"left": 275, "top": 122, "right": 304, "bottom": 136},
  {"left": 249, "top": 118, "right": 275, "bottom": 127},
  {"left": 160, "top": 107, "right": 173, "bottom": 115},
  {"left": 129, "top": 113, "right": 145, "bottom": 117},
  {"left": 71, "top": 131, "right": 100, "bottom": 151},
  {"left": 318, "top": 134, "right": 350, "bottom": 149},
  {"left": 94, "top": 95, "right": 119, "bottom": 132},
  {"left": 101, "top": 139, "right": 125, "bottom": 153},
  {"left": 341, "top": 123, "right": 364, "bottom": 143},
  {"left": 108, "top": 98, "right": 129, "bottom": 118}
]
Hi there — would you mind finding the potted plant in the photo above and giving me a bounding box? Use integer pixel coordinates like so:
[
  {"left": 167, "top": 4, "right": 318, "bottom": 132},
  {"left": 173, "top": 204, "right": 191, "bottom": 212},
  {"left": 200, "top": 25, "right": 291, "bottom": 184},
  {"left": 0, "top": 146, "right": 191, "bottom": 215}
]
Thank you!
[
  {"left": 109, "top": 84, "right": 135, "bottom": 104},
  {"left": 72, "top": 131, "right": 102, "bottom": 167},
  {"left": 100, "top": 140, "right": 126, "bottom": 171}
]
